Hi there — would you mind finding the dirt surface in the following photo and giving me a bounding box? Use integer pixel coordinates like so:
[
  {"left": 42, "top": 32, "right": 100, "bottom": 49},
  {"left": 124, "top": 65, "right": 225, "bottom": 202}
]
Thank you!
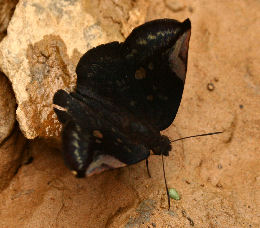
[{"left": 0, "top": 0, "right": 259, "bottom": 227}]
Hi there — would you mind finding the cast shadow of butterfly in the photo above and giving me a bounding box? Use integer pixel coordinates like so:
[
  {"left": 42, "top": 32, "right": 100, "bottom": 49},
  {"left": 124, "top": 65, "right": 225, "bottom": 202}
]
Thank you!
[{"left": 53, "top": 19, "right": 191, "bottom": 181}]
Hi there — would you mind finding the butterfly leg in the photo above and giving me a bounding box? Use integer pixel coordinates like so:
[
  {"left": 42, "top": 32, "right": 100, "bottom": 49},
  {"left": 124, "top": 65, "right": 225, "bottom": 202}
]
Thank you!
[
  {"left": 161, "top": 154, "right": 170, "bottom": 210},
  {"left": 146, "top": 158, "right": 151, "bottom": 178}
]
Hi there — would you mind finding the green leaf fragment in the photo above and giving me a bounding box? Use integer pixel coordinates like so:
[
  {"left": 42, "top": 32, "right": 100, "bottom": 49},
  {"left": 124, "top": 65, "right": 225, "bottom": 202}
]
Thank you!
[{"left": 168, "top": 188, "right": 180, "bottom": 200}]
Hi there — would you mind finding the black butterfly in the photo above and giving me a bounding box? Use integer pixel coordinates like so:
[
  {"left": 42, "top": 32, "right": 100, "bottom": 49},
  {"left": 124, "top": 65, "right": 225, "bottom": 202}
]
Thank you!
[{"left": 53, "top": 18, "right": 191, "bottom": 178}]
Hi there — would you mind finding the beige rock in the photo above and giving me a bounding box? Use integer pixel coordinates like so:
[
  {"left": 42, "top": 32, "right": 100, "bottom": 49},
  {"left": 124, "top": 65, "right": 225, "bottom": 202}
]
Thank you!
[
  {"left": 0, "top": 72, "right": 16, "bottom": 144},
  {"left": 0, "top": 0, "right": 147, "bottom": 139},
  {"left": 0, "top": 0, "right": 18, "bottom": 41},
  {"left": 82, "top": 0, "right": 148, "bottom": 39}
]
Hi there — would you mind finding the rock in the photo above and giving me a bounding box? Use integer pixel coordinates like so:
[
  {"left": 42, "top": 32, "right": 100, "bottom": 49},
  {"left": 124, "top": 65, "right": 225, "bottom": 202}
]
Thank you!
[
  {"left": 0, "top": 0, "right": 147, "bottom": 139},
  {"left": 0, "top": 0, "right": 18, "bottom": 41},
  {"left": 83, "top": 0, "right": 148, "bottom": 39},
  {"left": 0, "top": 126, "right": 26, "bottom": 191},
  {"left": 0, "top": 72, "right": 16, "bottom": 144},
  {"left": 126, "top": 199, "right": 156, "bottom": 227}
]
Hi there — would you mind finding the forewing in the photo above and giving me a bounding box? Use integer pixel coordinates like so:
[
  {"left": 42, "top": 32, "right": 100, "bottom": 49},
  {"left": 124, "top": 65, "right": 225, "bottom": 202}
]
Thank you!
[
  {"left": 121, "top": 19, "right": 191, "bottom": 130},
  {"left": 75, "top": 19, "right": 191, "bottom": 131},
  {"left": 75, "top": 41, "right": 131, "bottom": 101}
]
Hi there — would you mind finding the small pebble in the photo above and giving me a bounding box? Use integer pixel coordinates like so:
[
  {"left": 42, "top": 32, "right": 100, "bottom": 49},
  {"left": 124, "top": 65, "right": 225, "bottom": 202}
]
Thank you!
[
  {"left": 185, "top": 180, "right": 191, "bottom": 184},
  {"left": 217, "top": 164, "right": 223, "bottom": 169},
  {"left": 188, "top": 6, "right": 194, "bottom": 13},
  {"left": 207, "top": 82, "right": 215, "bottom": 91},
  {"left": 216, "top": 183, "right": 223, "bottom": 188},
  {"left": 187, "top": 217, "right": 195, "bottom": 226},
  {"left": 167, "top": 210, "right": 175, "bottom": 216}
]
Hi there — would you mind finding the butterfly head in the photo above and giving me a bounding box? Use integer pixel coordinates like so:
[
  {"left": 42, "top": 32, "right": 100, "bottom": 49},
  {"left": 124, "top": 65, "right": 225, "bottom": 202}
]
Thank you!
[{"left": 151, "top": 135, "right": 171, "bottom": 156}]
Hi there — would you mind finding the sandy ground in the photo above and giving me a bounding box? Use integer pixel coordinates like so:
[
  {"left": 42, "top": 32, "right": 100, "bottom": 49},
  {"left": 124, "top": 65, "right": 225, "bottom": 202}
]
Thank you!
[{"left": 0, "top": 0, "right": 259, "bottom": 227}]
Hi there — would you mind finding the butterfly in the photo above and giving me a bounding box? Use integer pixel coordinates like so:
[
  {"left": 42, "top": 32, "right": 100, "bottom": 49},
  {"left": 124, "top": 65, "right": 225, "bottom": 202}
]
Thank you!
[{"left": 53, "top": 18, "right": 191, "bottom": 178}]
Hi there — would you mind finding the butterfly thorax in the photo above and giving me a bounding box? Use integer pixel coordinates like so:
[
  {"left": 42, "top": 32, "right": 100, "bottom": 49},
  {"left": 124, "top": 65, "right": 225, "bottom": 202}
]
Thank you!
[{"left": 71, "top": 90, "right": 171, "bottom": 156}]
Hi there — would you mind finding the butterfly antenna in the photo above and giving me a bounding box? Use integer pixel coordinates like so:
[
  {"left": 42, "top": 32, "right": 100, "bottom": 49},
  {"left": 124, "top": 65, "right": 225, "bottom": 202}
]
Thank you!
[
  {"left": 161, "top": 153, "right": 171, "bottom": 210},
  {"left": 162, "top": 131, "right": 222, "bottom": 210},
  {"left": 171, "top": 131, "right": 223, "bottom": 143}
]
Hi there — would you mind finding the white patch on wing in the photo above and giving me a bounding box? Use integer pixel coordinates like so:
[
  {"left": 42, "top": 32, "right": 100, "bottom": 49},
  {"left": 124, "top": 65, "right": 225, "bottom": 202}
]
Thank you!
[
  {"left": 169, "top": 29, "right": 191, "bottom": 82},
  {"left": 73, "top": 148, "right": 84, "bottom": 169},
  {"left": 53, "top": 104, "right": 67, "bottom": 112},
  {"left": 86, "top": 155, "right": 126, "bottom": 176},
  {"left": 73, "top": 140, "right": 79, "bottom": 148},
  {"left": 72, "top": 131, "right": 80, "bottom": 140}
]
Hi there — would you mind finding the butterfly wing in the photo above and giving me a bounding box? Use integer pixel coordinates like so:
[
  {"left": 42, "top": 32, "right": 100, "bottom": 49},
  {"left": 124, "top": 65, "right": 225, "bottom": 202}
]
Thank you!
[
  {"left": 121, "top": 19, "right": 191, "bottom": 130},
  {"left": 53, "top": 18, "right": 191, "bottom": 177},
  {"left": 53, "top": 90, "right": 150, "bottom": 177},
  {"left": 83, "top": 128, "right": 150, "bottom": 177},
  {"left": 76, "top": 41, "right": 130, "bottom": 101},
  {"left": 75, "top": 19, "right": 191, "bottom": 131},
  {"left": 61, "top": 119, "right": 150, "bottom": 178},
  {"left": 62, "top": 120, "right": 91, "bottom": 177}
]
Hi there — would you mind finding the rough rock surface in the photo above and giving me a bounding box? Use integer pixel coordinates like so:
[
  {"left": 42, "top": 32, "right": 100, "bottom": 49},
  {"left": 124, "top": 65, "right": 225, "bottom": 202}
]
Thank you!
[
  {"left": 0, "top": 0, "right": 18, "bottom": 41},
  {"left": 0, "top": 0, "right": 23, "bottom": 196},
  {"left": 0, "top": 73, "right": 16, "bottom": 144},
  {"left": 0, "top": 0, "right": 259, "bottom": 227},
  {"left": 0, "top": 0, "right": 147, "bottom": 139}
]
